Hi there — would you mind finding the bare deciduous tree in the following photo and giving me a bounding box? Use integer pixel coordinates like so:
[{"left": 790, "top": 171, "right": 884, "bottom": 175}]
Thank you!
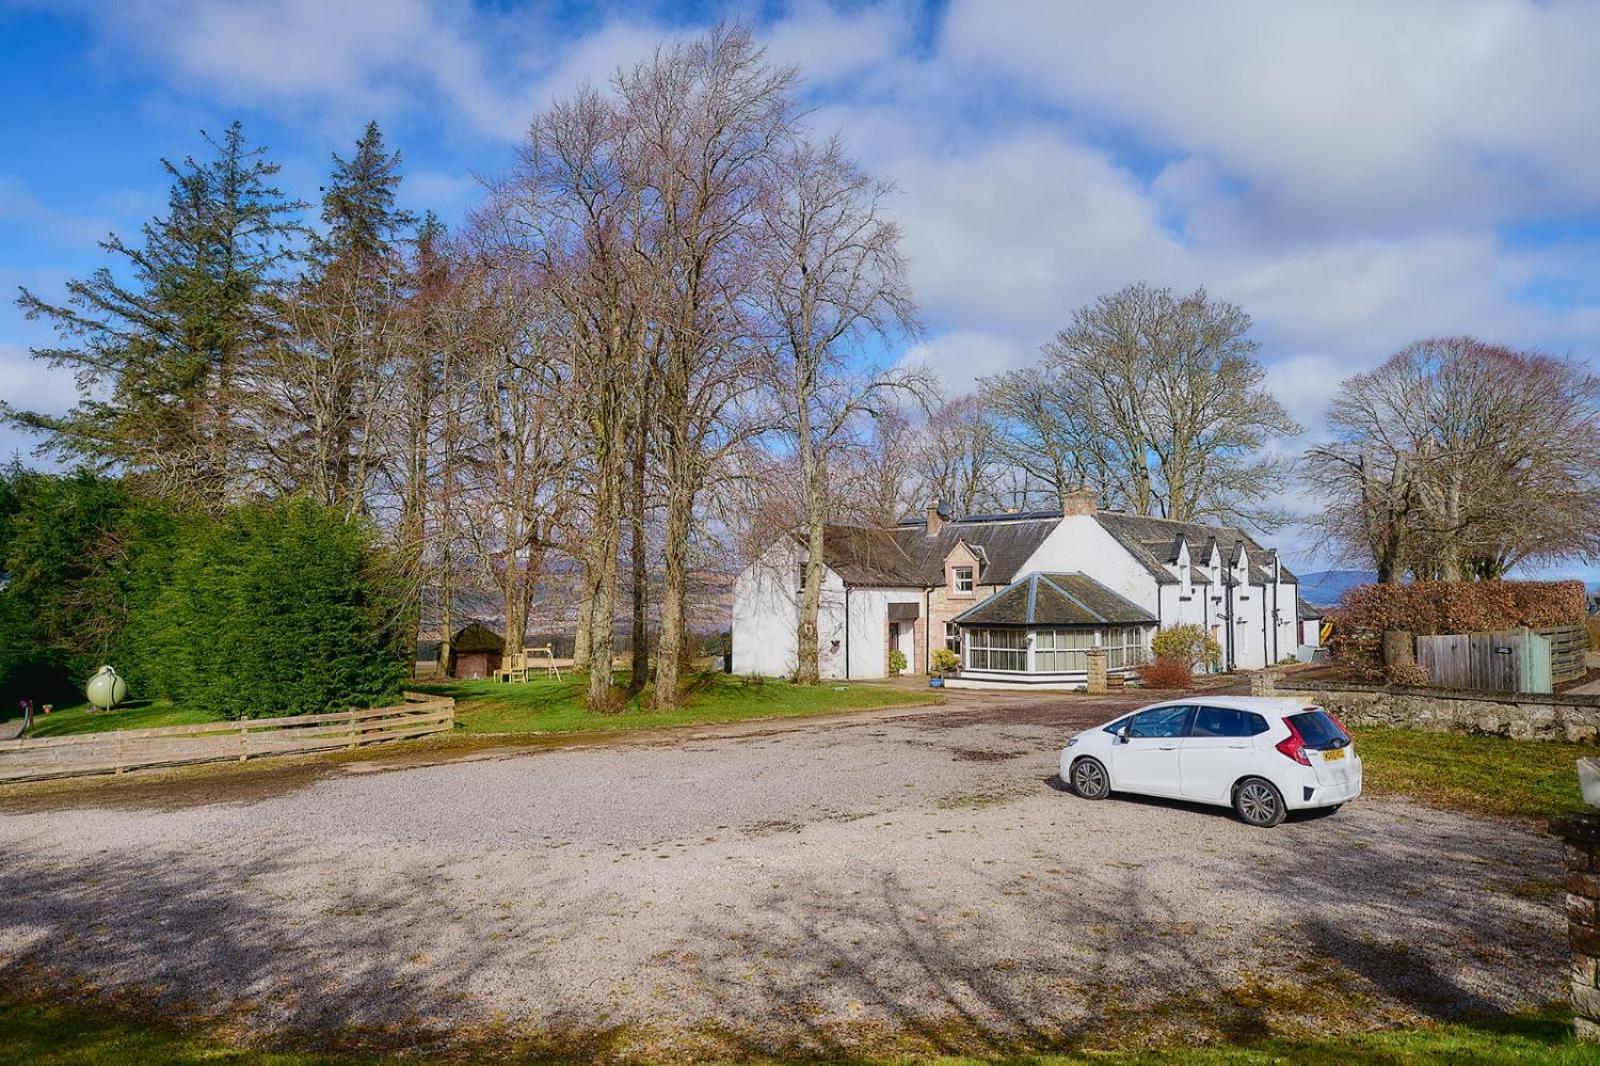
[
  {"left": 1038, "top": 283, "right": 1300, "bottom": 528},
  {"left": 753, "top": 136, "right": 925, "bottom": 686},
  {"left": 1306, "top": 336, "right": 1600, "bottom": 581}
]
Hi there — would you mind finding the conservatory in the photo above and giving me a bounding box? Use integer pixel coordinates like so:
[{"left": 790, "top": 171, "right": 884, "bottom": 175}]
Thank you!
[{"left": 951, "top": 572, "right": 1155, "bottom": 687}]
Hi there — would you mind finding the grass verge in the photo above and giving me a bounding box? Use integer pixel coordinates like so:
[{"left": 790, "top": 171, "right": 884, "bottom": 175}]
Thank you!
[
  {"left": 0, "top": 996, "right": 1586, "bottom": 1065},
  {"left": 1352, "top": 725, "right": 1591, "bottom": 821},
  {"left": 5, "top": 672, "right": 936, "bottom": 743},
  {"left": 5, "top": 699, "right": 217, "bottom": 739},
  {"left": 413, "top": 671, "right": 940, "bottom": 736}
]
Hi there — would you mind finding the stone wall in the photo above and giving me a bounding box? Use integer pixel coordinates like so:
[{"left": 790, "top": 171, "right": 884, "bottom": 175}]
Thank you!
[
  {"left": 1558, "top": 814, "right": 1600, "bottom": 1042},
  {"left": 1257, "top": 674, "right": 1600, "bottom": 743}
]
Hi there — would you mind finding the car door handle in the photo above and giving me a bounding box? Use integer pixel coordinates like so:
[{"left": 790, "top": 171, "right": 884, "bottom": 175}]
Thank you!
[{"left": 1158, "top": 745, "right": 1177, "bottom": 750}]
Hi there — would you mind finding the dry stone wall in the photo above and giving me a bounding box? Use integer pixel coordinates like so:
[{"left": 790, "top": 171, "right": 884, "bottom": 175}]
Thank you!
[{"left": 1257, "top": 675, "right": 1600, "bottom": 743}]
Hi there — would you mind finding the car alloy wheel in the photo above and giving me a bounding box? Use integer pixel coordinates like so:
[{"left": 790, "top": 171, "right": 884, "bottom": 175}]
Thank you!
[
  {"left": 1234, "top": 777, "right": 1285, "bottom": 827},
  {"left": 1071, "top": 757, "right": 1110, "bottom": 800}
]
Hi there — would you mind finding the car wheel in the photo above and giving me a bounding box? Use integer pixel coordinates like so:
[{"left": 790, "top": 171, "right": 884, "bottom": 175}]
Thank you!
[
  {"left": 1233, "top": 777, "right": 1286, "bottom": 828},
  {"left": 1070, "top": 757, "right": 1111, "bottom": 800}
]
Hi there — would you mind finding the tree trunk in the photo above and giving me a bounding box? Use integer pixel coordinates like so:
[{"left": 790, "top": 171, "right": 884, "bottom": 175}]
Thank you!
[
  {"left": 573, "top": 594, "right": 592, "bottom": 673},
  {"left": 794, "top": 426, "right": 826, "bottom": 686},
  {"left": 586, "top": 449, "right": 624, "bottom": 709},
  {"left": 628, "top": 420, "right": 649, "bottom": 695},
  {"left": 652, "top": 470, "right": 694, "bottom": 709}
]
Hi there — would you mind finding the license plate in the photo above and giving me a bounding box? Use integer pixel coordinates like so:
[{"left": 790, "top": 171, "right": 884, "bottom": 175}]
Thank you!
[{"left": 1323, "top": 747, "right": 1347, "bottom": 761}]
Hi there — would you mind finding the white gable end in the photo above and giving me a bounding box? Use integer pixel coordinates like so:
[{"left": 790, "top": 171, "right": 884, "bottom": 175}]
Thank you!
[{"left": 1013, "top": 514, "right": 1159, "bottom": 612}]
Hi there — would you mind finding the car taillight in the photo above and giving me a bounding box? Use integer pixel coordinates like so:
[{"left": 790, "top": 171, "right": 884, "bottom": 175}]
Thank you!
[{"left": 1276, "top": 719, "right": 1311, "bottom": 766}]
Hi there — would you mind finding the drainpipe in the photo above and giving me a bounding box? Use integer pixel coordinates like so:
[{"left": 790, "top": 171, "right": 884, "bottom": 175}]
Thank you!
[
  {"left": 925, "top": 587, "right": 932, "bottom": 675},
  {"left": 1270, "top": 551, "right": 1280, "bottom": 665},
  {"left": 1224, "top": 574, "right": 1235, "bottom": 671},
  {"left": 844, "top": 587, "right": 851, "bottom": 680}
]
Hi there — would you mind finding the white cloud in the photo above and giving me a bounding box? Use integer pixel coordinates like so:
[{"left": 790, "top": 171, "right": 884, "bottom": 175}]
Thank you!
[
  {"left": 884, "top": 130, "right": 1185, "bottom": 337},
  {"left": 942, "top": 0, "right": 1600, "bottom": 231},
  {"left": 899, "top": 330, "right": 1030, "bottom": 394},
  {"left": 61, "top": 0, "right": 544, "bottom": 139},
  {"left": 764, "top": 0, "right": 911, "bottom": 85}
]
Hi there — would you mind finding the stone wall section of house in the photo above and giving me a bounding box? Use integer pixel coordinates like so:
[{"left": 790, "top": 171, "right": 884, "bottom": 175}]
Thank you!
[
  {"left": 1557, "top": 813, "right": 1600, "bottom": 1042},
  {"left": 923, "top": 541, "right": 983, "bottom": 671},
  {"left": 1258, "top": 674, "right": 1600, "bottom": 742}
]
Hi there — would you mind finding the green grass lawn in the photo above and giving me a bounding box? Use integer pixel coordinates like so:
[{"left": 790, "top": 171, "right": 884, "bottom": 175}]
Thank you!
[
  {"left": 0, "top": 995, "right": 1587, "bottom": 1065},
  {"left": 411, "top": 671, "right": 939, "bottom": 736},
  {"left": 4, "top": 672, "right": 936, "bottom": 744},
  {"left": 1353, "top": 726, "right": 1593, "bottom": 821},
  {"left": 5, "top": 698, "right": 218, "bottom": 739}
]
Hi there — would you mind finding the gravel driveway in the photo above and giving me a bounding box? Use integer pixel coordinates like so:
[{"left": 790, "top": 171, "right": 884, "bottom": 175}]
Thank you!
[{"left": 0, "top": 694, "right": 1565, "bottom": 1059}]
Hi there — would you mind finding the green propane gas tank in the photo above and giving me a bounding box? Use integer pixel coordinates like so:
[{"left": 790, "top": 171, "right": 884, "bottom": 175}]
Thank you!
[{"left": 86, "top": 665, "right": 128, "bottom": 709}]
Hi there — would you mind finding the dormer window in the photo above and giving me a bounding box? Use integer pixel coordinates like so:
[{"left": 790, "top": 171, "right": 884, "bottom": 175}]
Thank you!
[{"left": 952, "top": 566, "right": 975, "bottom": 595}]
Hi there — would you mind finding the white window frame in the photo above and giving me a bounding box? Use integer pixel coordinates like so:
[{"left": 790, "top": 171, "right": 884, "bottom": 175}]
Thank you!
[
  {"left": 964, "top": 628, "right": 1025, "bottom": 672},
  {"left": 1103, "top": 626, "right": 1149, "bottom": 670},
  {"left": 944, "top": 621, "right": 961, "bottom": 652},
  {"left": 952, "top": 565, "right": 975, "bottom": 595},
  {"left": 1033, "top": 628, "right": 1094, "bottom": 673}
]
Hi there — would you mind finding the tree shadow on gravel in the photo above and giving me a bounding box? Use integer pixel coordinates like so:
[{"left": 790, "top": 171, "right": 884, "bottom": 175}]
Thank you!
[
  {"left": 0, "top": 841, "right": 624, "bottom": 1059},
  {"left": 661, "top": 804, "right": 1563, "bottom": 1062},
  {"left": 0, "top": 784, "right": 1563, "bottom": 1062}
]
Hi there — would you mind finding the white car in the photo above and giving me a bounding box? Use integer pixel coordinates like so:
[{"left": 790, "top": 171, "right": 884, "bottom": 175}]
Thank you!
[{"left": 1058, "top": 696, "right": 1361, "bottom": 827}]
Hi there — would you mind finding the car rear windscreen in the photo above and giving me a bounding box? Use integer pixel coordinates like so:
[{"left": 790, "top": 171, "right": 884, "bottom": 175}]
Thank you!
[{"left": 1287, "top": 710, "right": 1349, "bottom": 750}]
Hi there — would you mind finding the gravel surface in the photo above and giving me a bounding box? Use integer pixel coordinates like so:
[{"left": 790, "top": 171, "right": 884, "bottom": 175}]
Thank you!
[{"left": 0, "top": 694, "right": 1565, "bottom": 1059}]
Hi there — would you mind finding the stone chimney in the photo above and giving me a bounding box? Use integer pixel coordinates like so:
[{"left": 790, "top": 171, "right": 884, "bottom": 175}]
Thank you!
[
  {"left": 1061, "top": 488, "right": 1098, "bottom": 516},
  {"left": 924, "top": 500, "right": 944, "bottom": 536}
]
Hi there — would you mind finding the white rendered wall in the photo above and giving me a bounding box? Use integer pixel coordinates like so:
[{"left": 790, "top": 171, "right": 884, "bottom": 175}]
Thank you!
[
  {"left": 732, "top": 537, "right": 803, "bottom": 677},
  {"left": 1017, "top": 515, "right": 1159, "bottom": 613}
]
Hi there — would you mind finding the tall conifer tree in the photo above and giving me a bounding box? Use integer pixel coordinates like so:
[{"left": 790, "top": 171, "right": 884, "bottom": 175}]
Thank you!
[{"left": 7, "top": 123, "right": 303, "bottom": 507}]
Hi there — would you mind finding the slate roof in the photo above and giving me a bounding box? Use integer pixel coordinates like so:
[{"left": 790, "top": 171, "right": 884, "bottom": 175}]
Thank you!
[
  {"left": 792, "top": 525, "right": 924, "bottom": 587},
  {"left": 804, "top": 510, "right": 1295, "bottom": 592},
  {"left": 1297, "top": 600, "right": 1325, "bottom": 621},
  {"left": 951, "top": 572, "right": 1156, "bottom": 627},
  {"left": 888, "top": 514, "right": 1060, "bottom": 587},
  {"left": 1092, "top": 513, "right": 1298, "bottom": 586}
]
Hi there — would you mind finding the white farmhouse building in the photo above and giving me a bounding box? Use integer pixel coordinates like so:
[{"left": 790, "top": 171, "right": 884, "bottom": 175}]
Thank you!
[{"left": 731, "top": 491, "right": 1302, "bottom": 686}]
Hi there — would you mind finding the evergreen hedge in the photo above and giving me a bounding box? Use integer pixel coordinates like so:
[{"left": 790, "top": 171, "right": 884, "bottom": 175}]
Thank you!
[
  {"left": 1, "top": 469, "right": 406, "bottom": 718},
  {"left": 125, "top": 501, "right": 406, "bottom": 719}
]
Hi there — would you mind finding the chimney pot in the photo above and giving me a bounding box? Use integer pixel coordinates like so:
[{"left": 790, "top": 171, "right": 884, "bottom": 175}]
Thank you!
[{"left": 1062, "top": 488, "right": 1098, "bottom": 516}]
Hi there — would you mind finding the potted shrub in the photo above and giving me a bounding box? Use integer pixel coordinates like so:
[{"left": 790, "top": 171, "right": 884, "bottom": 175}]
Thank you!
[{"left": 888, "top": 649, "right": 908, "bottom": 676}]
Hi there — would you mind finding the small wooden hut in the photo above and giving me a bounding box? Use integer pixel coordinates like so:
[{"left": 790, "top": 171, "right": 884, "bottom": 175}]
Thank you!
[{"left": 449, "top": 621, "right": 505, "bottom": 680}]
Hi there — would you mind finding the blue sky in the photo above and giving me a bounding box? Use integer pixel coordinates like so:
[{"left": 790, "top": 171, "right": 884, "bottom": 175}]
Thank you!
[{"left": 3, "top": 0, "right": 1599, "bottom": 581}]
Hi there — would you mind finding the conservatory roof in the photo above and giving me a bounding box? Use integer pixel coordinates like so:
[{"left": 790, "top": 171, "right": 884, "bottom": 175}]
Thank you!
[{"left": 950, "top": 572, "right": 1156, "bottom": 628}]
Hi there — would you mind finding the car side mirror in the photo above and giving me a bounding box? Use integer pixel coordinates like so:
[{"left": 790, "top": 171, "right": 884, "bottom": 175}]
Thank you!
[{"left": 1116, "top": 729, "right": 1131, "bottom": 744}]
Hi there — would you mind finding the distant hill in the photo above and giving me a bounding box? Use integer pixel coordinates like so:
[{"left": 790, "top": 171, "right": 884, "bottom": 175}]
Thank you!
[{"left": 1297, "top": 570, "right": 1377, "bottom": 608}]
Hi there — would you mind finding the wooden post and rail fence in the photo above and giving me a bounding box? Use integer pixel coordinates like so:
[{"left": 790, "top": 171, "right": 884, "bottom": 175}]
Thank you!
[{"left": 0, "top": 692, "right": 454, "bottom": 784}]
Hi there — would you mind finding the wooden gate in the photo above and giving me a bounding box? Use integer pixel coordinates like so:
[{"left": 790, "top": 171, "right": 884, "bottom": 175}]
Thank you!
[
  {"left": 1414, "top": 628, "right": 1552, "bottom": 693},
  {"left": 1537, "top": 625, "right": 1588, "bottom": 683}
]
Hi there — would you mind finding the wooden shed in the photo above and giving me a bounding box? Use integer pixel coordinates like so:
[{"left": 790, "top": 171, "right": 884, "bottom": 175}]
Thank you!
[{"left": 450, "top": 621, "right": 505, "bottom": 680}]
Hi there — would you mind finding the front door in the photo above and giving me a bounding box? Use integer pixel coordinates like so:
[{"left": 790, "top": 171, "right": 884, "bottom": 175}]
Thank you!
[{"left": 1113, "top": 705, "right": 1193, "bottom": 797}]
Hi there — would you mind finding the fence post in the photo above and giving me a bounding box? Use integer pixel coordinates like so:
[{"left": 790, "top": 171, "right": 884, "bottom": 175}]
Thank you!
[
  {"left": 115, "top": 734, "right": 126, "bottom": 774},
  {"left": 239, "top": 718, "right": 249, "bottom": 762},
  {"left": 348, "top": 707, "right": 358, "bottom": 750},
  {"left": 1557, "top": 812, "right": 1600, "bottom": 1042}
]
